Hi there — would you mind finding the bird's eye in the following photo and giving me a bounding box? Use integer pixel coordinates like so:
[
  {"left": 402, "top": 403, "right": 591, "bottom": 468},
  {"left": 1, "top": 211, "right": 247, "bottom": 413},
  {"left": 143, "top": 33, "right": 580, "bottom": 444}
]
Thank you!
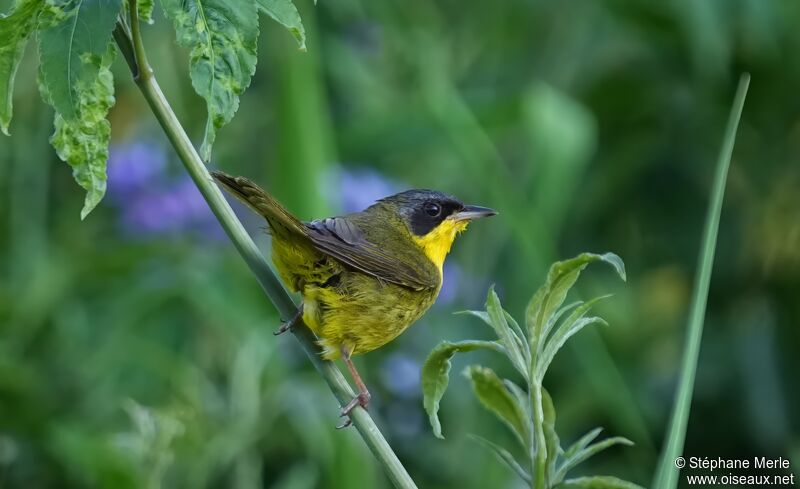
[{"left": 424, "top": 202, "right": 442, "bottom": 217}]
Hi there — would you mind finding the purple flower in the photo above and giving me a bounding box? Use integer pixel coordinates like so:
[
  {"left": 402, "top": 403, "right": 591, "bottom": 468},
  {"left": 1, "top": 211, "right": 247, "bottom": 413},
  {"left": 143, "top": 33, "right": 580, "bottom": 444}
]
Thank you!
[
  {"left": 337, "top": 167, "right": 399, "bottom": 213},
  {"left": 380, "top": 353, "right": 421, "bottom": 399},
  {"left": 107, "top": 140, "right": 224, "bottom": 242},
  {"left": 121, "top": 194, "right": 170, "bottom": 234},
  {"left": 107, "top": 142, "right": 167, "bottom": 201},
  {"left": 438, "top": 263, "right": 463, "bottom": 305}
]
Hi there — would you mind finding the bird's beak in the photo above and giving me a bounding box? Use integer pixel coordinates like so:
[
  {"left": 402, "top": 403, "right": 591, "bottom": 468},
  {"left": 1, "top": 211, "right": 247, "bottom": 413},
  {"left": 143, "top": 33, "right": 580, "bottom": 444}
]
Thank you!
[{"left": 450, "top": 205, "right": 498, "bottom": 221}]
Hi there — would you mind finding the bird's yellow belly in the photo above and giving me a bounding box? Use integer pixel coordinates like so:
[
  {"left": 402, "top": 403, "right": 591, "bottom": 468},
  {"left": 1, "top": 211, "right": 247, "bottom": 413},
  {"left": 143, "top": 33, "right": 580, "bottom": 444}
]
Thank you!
[{"left": 301, "top": 272, "right": 439, "bottom": 360}]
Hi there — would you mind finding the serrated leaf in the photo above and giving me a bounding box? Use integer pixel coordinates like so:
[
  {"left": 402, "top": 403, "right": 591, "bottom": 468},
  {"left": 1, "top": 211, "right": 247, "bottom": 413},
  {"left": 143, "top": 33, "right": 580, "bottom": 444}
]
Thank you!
[
  {"left": 40, "top": 46, "right": 116, "bottom": 218},
  {"left": 463, "top": 365, "right": 529, "bottom": 448},
  {"left": 542, "top": 387, "right": 561, "bottom": 477},
  {"left": 468, "top": 434, "right": 531, "bottom": 483},
  {"left": 137, "top": 0, "right": 154, "bottom": 24},
  {"left": 38, "top": 0, "right": 122, "bottom": 120},
  {"left": 557, "top": 476, "right": 644, "bottom": 489},
  {"left": 422, "top": 340, "right": 503, "bottom": 439},
  {"left": 122, "top": 0, "right": 154, "bottom": 25},
  {"left": 256, "top": 0, "right": 305, "bottom": 51},
  {"left": 161, "top": 0, "right": 259, "bottom": 161},
  {"left": 535, "top": 296, "right": 611, "bottom": 381},
  {"left": 556, "top": 436, "right": 634, "bottom": 483},
  {"left": 0, "top": 0, "right": 43, "bottom": 135},
  {"left": 486, "top": 287, "right": 529, "bottom": 378},
  {"left": 527, "top": 252, "right": 626, "bottom": 356}
]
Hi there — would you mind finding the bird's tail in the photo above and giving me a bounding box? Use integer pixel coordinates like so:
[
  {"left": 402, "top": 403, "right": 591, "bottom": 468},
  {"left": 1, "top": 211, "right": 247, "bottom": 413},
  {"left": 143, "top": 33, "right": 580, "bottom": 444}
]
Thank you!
[{"left": 211, "top": 171, "right": 308, "bottom": 239}]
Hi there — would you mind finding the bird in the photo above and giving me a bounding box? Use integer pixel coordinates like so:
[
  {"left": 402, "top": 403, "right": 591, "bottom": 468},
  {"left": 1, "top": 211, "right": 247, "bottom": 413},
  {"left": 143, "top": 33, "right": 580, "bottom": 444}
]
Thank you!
[{"left": 211, "top": 171, "right": 496, "bottom": 425}]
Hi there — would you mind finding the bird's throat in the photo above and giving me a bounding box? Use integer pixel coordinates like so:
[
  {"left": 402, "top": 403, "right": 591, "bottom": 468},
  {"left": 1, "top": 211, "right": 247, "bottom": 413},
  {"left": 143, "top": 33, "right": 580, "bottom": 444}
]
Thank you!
[{"left": 412, "top": 220, "right": 469, "bottom": 273}]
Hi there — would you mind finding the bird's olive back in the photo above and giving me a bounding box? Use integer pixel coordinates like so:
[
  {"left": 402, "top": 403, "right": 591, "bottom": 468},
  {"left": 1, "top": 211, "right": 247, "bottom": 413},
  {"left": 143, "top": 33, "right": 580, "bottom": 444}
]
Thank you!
[{"left": 375, "top": 189, "right": 465, "bottom": 237}]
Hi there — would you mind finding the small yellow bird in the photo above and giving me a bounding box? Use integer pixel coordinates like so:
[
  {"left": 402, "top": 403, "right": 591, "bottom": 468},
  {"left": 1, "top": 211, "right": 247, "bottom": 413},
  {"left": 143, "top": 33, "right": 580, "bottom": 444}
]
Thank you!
[{"left": 212, "top": 171, "right": 496, "bottom": 423}]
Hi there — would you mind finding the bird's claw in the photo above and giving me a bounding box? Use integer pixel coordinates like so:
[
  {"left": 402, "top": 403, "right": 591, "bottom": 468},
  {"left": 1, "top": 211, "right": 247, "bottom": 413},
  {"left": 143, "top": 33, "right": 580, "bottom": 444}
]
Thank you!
[
  {"left": 274, "top": 306, "right": 303, "bottom": 335},
  {"left": 273, "top": 322, "right": 291, "bottom": 336},
  {"left": 336, "top": 391, "right": 371, "bottom": 429}
]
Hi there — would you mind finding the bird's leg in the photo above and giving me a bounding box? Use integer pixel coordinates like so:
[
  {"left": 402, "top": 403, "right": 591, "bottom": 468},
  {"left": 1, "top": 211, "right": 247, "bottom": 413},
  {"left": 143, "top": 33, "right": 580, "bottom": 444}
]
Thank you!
[
  {"left": 337, "top": 345, "right": 371, "bottom": 429},
  {"left": 274, "top": 304, "right": 303, "bottom": 336}
]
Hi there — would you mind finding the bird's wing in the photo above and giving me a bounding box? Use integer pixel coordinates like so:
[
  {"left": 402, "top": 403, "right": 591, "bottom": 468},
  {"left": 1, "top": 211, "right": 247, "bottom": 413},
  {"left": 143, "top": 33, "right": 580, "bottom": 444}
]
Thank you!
[
  {"left": 305, "top": 217, "right": 439, "bottom": 290},
  {"left": 211, "top": 171, "right": 438, "bottom": 289}
]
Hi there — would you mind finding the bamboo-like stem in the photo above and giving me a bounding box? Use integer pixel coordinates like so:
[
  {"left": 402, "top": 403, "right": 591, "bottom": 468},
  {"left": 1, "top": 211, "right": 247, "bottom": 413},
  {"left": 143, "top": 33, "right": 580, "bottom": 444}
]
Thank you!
[
  {"left": 112, "top": 20, "right": 417, "bottom": 489},
  {"left": 651, "top": 74, "right": 750, "bottom": 489}
]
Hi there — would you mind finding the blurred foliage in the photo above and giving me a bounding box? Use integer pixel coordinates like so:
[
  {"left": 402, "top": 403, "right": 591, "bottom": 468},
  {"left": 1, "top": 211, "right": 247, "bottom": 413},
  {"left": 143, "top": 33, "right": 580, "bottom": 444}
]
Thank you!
[{"left": 1, "top": 0, "right": 799, "bottom": 488}]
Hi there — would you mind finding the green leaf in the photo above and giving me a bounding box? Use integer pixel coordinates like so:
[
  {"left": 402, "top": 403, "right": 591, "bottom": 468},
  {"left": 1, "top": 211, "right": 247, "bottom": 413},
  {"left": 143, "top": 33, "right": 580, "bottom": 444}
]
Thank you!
[
  {"left": 39, "top": 46, "right": 116, "bottom": 219},
  {"left": 256, "top": 0, "right": 305, "bottom": 51},
  {"left": 542, "top": 387, "right": 561, "bottom": 477},
  {"left": 468, "top": 434, "right": 531, "bottom": 483},
  {"left": 463, "top": 365, "right": 529, "bottom": 448},
  {"left": 486, "top": 287, "right": 529, "bottom": 378},
  {"left": 504, "top": 310, "right": 527, "bottom": 346},
  {"left": 459, "top": 308, "right": 527, "bottom": 375},
  {"left": 421, "top": 340, "right": 503, "bottom": 439},
  {"left": 161, "top": 0, "right": 259, "bottom": 161},
  {"left": 137, "top": 0, "right": 154, "bottom": 24},
  {"left": 527, "top": 252, "right": 626, "bottom": 356},
  {"left": 653, "top": 74, "right": 750, "bottom": 489},
  {"left": 38, "top": 0, "right": 122, "bottom": 120},
  {"left": 556, "top": 436, "right": 634, "bottom": 483},
  {"left": 541, "top": 300, "right": 581, "bottom": 343},
  {"left": 502, "top": 379, "right": 535, "bottom": 454},
  {"left": 557, "top": 476, "right": 644, "bottom": 489},
  {"left": 535, "top": 296, "right": 611, "bottom": 381},
  {"left": 562, "top": 427, "right": 602, "bottom": 461},
  {"left": 504, "top": 379, "right": 530, "bottom": 418},
  {"left": 0, "top": 0, "right": 43, "bottom": 135}
]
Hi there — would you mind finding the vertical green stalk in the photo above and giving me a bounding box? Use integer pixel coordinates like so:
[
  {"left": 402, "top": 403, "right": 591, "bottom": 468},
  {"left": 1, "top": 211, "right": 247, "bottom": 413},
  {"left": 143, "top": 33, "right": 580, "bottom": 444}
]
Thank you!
[
  {"left": 8, "top": 104, "right": 49, "bottom": 286},
  {"left": 652, "top": 73, "right": 750, "bottom": 489},
  {"left": 113, "top": 16, "right": 417, "bottom": 489},
  {"left": 268, "top": 3, "right": 333, "bottom": 218},
  {"left": 530, "top": 380, "right": 547, "bottom": 489}
]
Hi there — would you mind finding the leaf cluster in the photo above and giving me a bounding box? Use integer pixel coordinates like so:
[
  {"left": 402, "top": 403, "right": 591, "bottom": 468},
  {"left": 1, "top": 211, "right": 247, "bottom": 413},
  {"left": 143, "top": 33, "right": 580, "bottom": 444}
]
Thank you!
[
  {"left": 422, "top": 252, "right": 642, "bottom": 489},
  {"left": 0, "top": 0, "right": 306, "bottom": 218}
]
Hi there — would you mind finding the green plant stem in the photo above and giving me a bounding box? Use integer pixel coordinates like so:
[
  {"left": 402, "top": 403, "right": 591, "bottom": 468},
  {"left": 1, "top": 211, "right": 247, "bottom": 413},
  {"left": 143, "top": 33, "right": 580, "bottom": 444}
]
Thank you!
[
  {"left": 530, "top": 380, "right": 547, "bottom": 489},
  {"left": 128, "top": 0, "right": 152, "bottom": 82},
  {"left": 652, "top": 73, "right": 750, "bottom": 489},
  {"left": 112, "top": 21, "right": 417, "bottom": 489}
]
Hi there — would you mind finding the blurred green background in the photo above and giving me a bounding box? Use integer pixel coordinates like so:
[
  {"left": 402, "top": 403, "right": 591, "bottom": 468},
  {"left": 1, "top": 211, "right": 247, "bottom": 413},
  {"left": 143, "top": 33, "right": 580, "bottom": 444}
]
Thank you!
[{"left": 1, "top": 0, "right": 799, "bottom": 487}]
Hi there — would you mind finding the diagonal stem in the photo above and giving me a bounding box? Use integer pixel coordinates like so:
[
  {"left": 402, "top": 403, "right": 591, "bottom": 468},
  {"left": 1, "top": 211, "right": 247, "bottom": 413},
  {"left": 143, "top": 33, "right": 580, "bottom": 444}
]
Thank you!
[{"left": 112, "top": 20, "right": 417, "bottom": 489}]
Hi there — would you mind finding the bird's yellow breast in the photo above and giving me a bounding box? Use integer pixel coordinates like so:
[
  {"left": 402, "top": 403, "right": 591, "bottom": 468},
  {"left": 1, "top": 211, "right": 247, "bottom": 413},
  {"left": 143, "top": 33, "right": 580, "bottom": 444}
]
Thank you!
[
  {"left": 411, "top": 219, "right": 469, "bottom": 274},
  {"left": 302, "top": 271, "right": 439, "bottom": 359}
]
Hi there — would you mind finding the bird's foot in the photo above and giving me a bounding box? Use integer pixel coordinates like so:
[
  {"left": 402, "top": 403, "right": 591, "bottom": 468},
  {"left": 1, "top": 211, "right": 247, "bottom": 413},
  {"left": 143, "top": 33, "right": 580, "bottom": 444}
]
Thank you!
[
  {"left": 274, "top": 306, "right": 303, "bottom": 336},
  {"left": 336, "top": 390, "right": 371, "bottom": 429}
]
